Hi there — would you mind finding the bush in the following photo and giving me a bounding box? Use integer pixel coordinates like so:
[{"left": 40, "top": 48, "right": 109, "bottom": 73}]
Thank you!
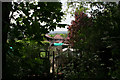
[{"left": 6, "top": 40, "right": 50, "bottom": 79}]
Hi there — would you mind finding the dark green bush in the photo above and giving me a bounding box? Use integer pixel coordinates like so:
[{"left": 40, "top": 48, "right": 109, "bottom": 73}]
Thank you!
[{"left": 6, "top": 40, "right": 50, "bottom": 79}]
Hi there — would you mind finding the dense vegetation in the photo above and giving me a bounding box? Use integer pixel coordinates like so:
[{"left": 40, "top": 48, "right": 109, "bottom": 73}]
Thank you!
[
  {"left": 2, "top": 1, "right": 120, "bottom": 80},
  {"left": 59, "top": 2, "right": 120, "bottom": 80},
  {"left": 2, "top": 2, "right": 64, "bottom": 79}
]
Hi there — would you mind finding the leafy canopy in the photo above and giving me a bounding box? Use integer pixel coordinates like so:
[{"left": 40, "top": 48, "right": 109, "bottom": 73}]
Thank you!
[{"left": 9, "top": 2, "right": 64, "bottom": 43}]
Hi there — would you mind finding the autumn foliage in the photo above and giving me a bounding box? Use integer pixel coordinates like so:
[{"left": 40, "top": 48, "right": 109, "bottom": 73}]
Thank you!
[{"left": 68, "top": 11, "right": 92, "bottom": 47}]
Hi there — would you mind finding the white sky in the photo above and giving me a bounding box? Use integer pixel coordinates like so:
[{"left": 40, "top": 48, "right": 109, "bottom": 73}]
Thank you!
[
  {"left": 54, "top": 0, "right": 92, "bottom": 31},
  {"left": 11, "top": 1, "right": 113, "bottom": 32},
  {"left": 11, "top": 1, "right": 94, "bottom": 32},
  {"left": 11, "top": 1, "right": 74, "bottom": 32},
  {"left": 54, "top": 0, "right": 75, "bottom": 31}
]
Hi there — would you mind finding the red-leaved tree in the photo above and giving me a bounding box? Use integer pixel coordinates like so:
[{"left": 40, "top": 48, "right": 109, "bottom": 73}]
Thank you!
[{"left": 68, "top": 11, "right": 92, "bottom": 48}]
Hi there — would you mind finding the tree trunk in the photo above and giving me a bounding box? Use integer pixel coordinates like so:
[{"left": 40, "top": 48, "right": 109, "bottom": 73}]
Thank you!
[{"left": 2, "top": 2, "right": 12, "bottom": 79}]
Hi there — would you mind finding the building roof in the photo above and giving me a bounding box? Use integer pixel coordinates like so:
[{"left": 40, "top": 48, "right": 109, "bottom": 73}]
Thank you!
[
  {"left": 64, "top": 40, "right": 69, "bottom": 44},
  {"left": 54, "top": 34, "right": 63, "bottom": 39},
  {"left": 66, "top": 36, "right": 70, "bottom": 40},
  {"left": 45, "top": 34, "right": 53, "bottom": 39}
]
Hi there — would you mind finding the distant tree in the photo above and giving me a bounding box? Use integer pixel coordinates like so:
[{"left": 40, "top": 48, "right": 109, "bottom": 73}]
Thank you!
[
  {"left": 48, "top": 34, "right": 55, "bottom": 37},
  {"left": 59, "top": 33, "right": 66, "bottom": 38}
]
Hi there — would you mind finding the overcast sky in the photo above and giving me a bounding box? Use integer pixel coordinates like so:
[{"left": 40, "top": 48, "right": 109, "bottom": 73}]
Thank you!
[
  {"left": 10, "top": 1, "right": 112, "bottom": 32},
  {"left": 53, "top": 0, "right": 75, "bottom": 31},
  {"left": 54, "top": 1, "right": 99, "bottom": 32},
  {"left": 11, "top": 1, "right": 74, "bottom": 32}
]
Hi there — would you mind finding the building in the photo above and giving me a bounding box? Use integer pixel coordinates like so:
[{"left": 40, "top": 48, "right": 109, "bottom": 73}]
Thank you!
[
  {"left": 44, "top": 34, "right": 53, "bottom": 43},
  {"left": 53, "top": 34, "right": 64, "bottom": 43},
  {"left": 63, "top": 37, "right": 69, "bottom": 44}
]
